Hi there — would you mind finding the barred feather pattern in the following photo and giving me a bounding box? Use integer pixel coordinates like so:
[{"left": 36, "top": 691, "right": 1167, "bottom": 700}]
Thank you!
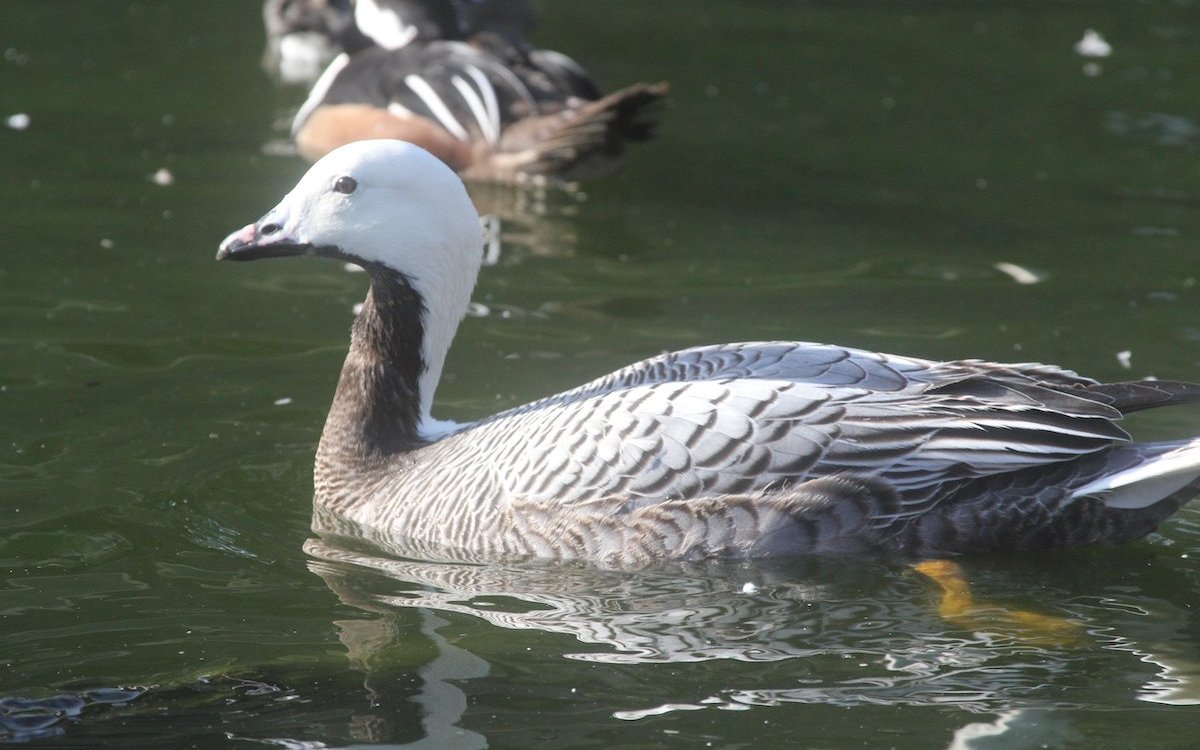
[{"left": 313, "top": 312, "right": 1198, "bottom": 565}]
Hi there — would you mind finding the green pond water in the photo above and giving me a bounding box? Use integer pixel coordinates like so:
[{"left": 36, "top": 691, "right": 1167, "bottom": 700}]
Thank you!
[{"left": 3, "top": 1, "right": 1200, "bottom": 747}]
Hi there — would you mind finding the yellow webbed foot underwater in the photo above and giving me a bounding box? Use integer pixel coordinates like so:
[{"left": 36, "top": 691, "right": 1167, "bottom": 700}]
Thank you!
[{"left": 913, "top": 560, "right": 1086, "bottom": 647}]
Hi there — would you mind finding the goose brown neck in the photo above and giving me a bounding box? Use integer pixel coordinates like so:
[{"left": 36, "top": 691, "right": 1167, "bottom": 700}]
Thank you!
[{"left": 317, "top": 266, "right": 428, "bottom": 471}]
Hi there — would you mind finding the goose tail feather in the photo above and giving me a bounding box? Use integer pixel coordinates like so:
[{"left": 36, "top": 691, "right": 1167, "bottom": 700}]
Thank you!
[
  {"left": 1071, "top": 438, "right": 1200, "bottom": 510},
  {"left": 1085, "top": 379, "right": 1200, "bottom": 414}
]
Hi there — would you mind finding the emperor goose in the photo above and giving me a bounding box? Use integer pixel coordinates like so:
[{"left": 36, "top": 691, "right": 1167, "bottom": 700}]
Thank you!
[{"left": 218, "top": 140, "right": 1200, "bottom": 565}]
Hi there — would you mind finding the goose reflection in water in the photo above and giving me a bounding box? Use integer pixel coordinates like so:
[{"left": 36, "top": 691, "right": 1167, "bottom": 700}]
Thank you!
[
  {"left": 466, "top": 182, "right": 586, "bottom": 267},
  {"left": 304, "top": 530, "right": 1200, "bottom": 745}
]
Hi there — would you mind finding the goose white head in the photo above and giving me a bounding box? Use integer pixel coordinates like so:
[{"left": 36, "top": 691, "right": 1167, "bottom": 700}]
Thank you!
[{"left": 219, "top": 139, "right": 483, "bottom": 434}]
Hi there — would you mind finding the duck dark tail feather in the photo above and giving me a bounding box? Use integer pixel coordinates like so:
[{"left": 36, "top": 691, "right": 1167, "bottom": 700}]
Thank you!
[
  {"left": 488, "top": 81, "right": 669, "bottom": 183},
  {"left": 603, "top": 81, "right": 670, "bottom": 142},
  {"left": 1085, "top": 380, "right": 1200, "bottom": 414}
]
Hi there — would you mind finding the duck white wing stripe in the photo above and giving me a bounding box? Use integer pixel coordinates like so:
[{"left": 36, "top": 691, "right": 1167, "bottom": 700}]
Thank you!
[
  {"left": 465, "top": 65, "right": 500, "bottom": 142},
  {"left": 451, "top": 74, "right": 498, "bottom": 145},
  {"left": 461, "top": 46, "right": 535, "bottom": 112},
  {"left": 404, "top": 74, "right": 470, "bottom": 141},
  {"left": 292, "top": 52, "right": 351, "bottom": 135}
]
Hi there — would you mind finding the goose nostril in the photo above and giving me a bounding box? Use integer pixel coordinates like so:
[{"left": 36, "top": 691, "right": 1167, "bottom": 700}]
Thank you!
[{"left": 260, "top": 222, "right": 281, "bottom": 236}]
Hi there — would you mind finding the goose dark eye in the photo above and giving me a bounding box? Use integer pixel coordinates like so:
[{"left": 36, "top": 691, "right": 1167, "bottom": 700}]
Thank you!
[{"left": 332, "top": 176, "right": 357, "bottom": 195}]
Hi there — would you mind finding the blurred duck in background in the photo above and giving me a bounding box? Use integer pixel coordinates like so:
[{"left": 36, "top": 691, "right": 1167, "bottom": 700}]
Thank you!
[
  {"left": 353, "top": 0, "right": 538, "bottom": 49},
  {"left": 262, "top": 0, "right": 539, "bottom": 83},
  {"left": 265, "top": 0, "right": 668, "bottom": 184},
  {"left": 262, "top": 0, "right": 372, "bottom": 83}
]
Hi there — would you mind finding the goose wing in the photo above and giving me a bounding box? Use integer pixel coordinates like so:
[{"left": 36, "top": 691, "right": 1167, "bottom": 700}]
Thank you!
[{"left": 452, "top": 342, "right": 1129, "bottom": 507}]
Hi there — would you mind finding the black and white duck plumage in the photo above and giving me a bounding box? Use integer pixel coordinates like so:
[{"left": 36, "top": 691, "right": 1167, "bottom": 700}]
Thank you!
[
  {"left": 218, "top": 140, "right": 1200, "bottom": 565},
  {"left": 291, "top": 23, "right": 667, "bottom": 183}
]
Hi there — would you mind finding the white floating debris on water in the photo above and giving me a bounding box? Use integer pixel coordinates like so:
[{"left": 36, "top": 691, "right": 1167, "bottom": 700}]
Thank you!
[
  {"left": 150, "top": 167, "right": 174, "bottom": 186},
  {"left": 99, "top": 238, "right": 114, "bottom": 249},
  {"left": 466, "top": 301, "right": 491, "bottom": 318},
  {"left": 993, "top": 262, "right": 1043, "bottom": 285},
  {"left": 352, "top": 302, "right": 364, "bottom": 315},
  {"left": 1116, "top": 350, "right": 1132, "bottom": 369},
  {"left": 1075, "top": 29, "right": 1112, "bottom": 58},
  {"left": 1082, "top": 62, "right": 1103, "bottom": 78},
  {"left": 740, "top": 582, "right": 759, "bottom": 594},
  {"left": 6, "top": 113, "right": 30, "bottom": 130},
  {"left": 273, "top": 397, "right": 293, "bottom": 406},
  {"left": 342, "top": 262, "right": 365, "bottom": 273}
]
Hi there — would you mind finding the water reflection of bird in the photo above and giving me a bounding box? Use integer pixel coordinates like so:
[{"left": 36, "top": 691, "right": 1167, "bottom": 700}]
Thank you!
[
  {"left": 306, "top": 538, "right": 1200, "bottom": 715},
  {"left": 306, "top": 536, "right": 898, "bottom": 664},
  {"left": 219, "top": 140, "right": 1200, "bottom": 565},
  {"left": 467, "top": 182, "right": 582, "bottom": 264}
]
